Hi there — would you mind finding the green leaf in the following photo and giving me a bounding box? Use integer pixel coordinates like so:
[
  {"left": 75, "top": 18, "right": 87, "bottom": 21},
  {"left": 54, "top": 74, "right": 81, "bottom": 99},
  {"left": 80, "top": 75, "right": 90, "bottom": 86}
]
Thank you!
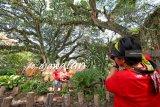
[{"left": 80, "top": 0, "right": 89, "bottom": 8}]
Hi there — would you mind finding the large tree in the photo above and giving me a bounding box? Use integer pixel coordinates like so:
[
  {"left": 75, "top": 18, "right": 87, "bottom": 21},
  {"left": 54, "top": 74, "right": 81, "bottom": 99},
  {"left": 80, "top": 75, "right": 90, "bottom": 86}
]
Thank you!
[
  {"left": 61, "top": 0, "right": 160, "bottom": 49},
  {"left": 0, "top": 0, "right": 88, "bottom": 63},
  {"left": 0, "top": 0, "right": 159, "bottom": 63}
]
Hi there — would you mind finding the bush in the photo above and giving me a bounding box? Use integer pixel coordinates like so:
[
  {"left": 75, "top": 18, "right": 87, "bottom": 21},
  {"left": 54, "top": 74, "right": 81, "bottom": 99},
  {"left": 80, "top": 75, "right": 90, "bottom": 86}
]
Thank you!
[
  {"left": 19, "top": 77, "right": 52, "bottom": 94},
  {"left": 0, "top": 51, "right": 39, "bottom": 68},
  {"left": 70, "top": 68, "right": 108, "bottom": 102},
  {"left": 19, "top": 81, "right": 33, "bottom": 92},
  {"left": 36, "top": 81, "right": 49, "bottom": 94},
  {"left": 0, "top": 75, "right": 22, "bottom": 89},
  {"left": 0, "top": 75, "right": 9, "bottom": 86},
  {"left": 0, "top": 74, "right": 52, "bottom": 94},
  {"left": 71, "top": 68, "right": 104, "bottom": 94},
  {"left": 0, "top": 67, "right": 18, "bottom": 75}
]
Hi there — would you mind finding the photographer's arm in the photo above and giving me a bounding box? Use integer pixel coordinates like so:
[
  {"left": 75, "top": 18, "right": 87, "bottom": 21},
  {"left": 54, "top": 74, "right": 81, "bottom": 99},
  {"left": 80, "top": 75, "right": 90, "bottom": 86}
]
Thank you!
[
  {"left": 106, "top": 59, "right": 119, "bottom": 80},
  {"left": 106, "top": 67, "right": 118, "bottom": 80}
]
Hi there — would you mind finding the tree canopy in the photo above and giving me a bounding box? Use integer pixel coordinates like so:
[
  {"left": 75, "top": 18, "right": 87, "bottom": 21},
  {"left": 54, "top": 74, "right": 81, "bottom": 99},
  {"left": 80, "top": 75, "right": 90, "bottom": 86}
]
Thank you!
[{"left": 0, "top": 0, "right": 159, "bottom": 63}]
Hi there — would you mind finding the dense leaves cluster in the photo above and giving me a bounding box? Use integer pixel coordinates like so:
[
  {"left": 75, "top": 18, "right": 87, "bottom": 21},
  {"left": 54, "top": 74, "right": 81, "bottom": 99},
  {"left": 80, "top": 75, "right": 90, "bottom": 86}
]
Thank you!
[{"left": 0, "top": 75, "right": 52, "bottom": 94}]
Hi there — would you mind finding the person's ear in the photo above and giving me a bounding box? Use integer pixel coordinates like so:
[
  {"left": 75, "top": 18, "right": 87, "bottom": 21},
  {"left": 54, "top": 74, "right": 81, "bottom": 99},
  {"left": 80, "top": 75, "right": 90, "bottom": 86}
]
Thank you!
[{"left": 119, "top": 57, "right": 126, "bottom": 66}]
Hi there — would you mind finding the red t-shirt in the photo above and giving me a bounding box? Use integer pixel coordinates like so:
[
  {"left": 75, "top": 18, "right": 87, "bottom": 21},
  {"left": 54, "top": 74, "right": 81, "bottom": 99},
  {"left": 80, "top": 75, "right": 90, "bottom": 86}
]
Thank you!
[
  {"left": 105, "top": 69, "right": 160, "bottom": 107},
  {"left": 53, "top": 70, "right": 61, "bottom": 80}
]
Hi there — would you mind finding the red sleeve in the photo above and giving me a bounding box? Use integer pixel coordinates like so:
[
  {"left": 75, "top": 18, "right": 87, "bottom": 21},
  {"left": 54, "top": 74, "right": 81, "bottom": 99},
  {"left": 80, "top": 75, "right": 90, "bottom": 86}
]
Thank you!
[{"left": 105, "top": 71, "right": 124, "bottom": 95}]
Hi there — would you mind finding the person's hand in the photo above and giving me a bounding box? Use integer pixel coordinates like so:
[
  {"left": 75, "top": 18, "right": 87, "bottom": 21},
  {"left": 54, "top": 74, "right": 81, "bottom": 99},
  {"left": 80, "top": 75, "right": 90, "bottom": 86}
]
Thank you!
[
  {"left": 109, "top": 57, "right": 116, "bottom": 65},
  {"left": 106, "top": 58, "right": 119, "bottom": 80},
  {"left": 109, "top": 57, "right": 119, "bottom": 69}
]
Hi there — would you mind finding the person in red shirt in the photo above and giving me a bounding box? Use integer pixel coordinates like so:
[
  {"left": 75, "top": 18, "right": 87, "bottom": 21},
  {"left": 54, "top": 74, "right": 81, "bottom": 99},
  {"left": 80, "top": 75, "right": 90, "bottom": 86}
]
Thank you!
[
  {"left": 106, "top": 36, "right": 160, "bottom": 107},
  {"left": 53, "top": 68, "right": 61, "bottom": 94}
]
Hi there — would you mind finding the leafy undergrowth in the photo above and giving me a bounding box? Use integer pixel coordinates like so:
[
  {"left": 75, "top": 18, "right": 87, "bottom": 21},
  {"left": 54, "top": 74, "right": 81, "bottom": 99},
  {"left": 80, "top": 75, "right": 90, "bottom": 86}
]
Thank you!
[{"left": 0, "top": 75, "right": 53, "bottom": 94}]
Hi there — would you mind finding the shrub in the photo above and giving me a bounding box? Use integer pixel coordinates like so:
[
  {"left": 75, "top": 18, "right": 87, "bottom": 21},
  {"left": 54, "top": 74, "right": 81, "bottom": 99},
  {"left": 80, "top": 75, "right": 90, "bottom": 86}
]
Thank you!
[
  {"left": 0, "top": 75, "right": 21, "bottom": 89},
  {"left": 19, "top": 81, "right": 33, "bottom": 92},
  {"left": 19, "top": 77, "right": 52, "bottom": 94},
  {"left": 71, "top": 68, "right": 104, "bottom": 94},
  {"left": 36, "top": 82, "right": 49, "bottom": 94},
  {"left": 0, "top": 67, "right": 18, "bottom": 75}
]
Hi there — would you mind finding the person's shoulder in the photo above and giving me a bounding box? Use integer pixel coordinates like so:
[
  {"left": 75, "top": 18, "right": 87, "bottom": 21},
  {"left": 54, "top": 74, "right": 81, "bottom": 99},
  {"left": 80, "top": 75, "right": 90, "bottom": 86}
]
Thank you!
[
  {"left": 117, "top": 69, "right": 130, "bottom": 73},
  {"left": 116, "top": 69, "right": 134, "bottom": 77}
]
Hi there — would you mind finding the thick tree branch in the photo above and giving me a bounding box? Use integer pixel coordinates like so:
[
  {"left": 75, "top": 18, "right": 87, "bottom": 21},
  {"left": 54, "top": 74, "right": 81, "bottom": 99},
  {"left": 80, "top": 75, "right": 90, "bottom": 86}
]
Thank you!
[
  {"left": 89, "top": 0, "right": 96, "bottom": 11},
  {"left": 143, "top": 7, "right": 160, "bottom": 28},
  {"left": 88, "top": 0, "right": 131, "bottom": 36},
  {"left": 65, "top": 1, "right": 91, "bottom": 17},
  {"left": 67, "top": 54, "right": 86, "bottom": 61},
  {"left": 60, "top": 45, "right": 79, "bottom": 62},
  {"left": 21, "top": 35, "right": 40, "bottom": 49},
  {"left": 42, "top": 18, "right": 92, "bottom": 27},
  {"left": 58, "top": 27, "right": 73, "bottom": 52},
  {"left": 59, "top": 20, "right": 93, "bottom": 26},
  {"left": 91, "top": 15, "right": 131, "bottom": 36},
  {"left": 48, "top": 26, "right": 61, "bottom": 54},
  {"left": 65, "top": 32, "right": 83, "bottom": 46},
  {"left": 65, "top": 45, "right": 79, "bottom": 58}
]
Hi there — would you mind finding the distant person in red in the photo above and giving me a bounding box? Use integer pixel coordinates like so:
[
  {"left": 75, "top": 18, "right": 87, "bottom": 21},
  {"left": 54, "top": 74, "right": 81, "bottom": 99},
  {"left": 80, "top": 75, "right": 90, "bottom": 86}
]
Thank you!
[
  {"left": 106, "top": 36, "right": 160, "bottom": 107},
  {"left": 61, "top": 68, "right": 70, "bottom": 82},
  {"left": 53, "top": 68, "right": 61, "bottom": 94}
]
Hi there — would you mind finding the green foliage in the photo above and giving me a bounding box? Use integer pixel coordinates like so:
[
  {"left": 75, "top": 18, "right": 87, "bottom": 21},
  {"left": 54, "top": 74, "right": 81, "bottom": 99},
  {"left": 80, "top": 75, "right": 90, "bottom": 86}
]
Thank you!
[
  {"left": 0, "top": 75, "right": 9, "bottom": 86},
  {"left": 0, "top": 67, "right": 18, "bottom": 75},
  {"left": 0, "top": 74, "right": 51, "bottom": 94},
  {"left": 33, "top": 75, "right": 51, "bottom": 94},
  {"left": 8, "top": 75, "right": 21, "bottom": 89},
  {"left": 70, "top": 67, "right": 109, "bottom": 101},
  {"left": 19, "top": 76, "right": 52, "bottom": 94},
  {"left": 116, "top": 0, "right": 137, "bottom": 7},
  {"left": 0, "top": 0, "right": 87, "bottom": 63},
  {"left": 0, "top": 75, "right": 22, "bottom": 89},
  {"left": 84, "top": 43, "right": 109, "bottom": 72},
  {"left": 69, "top": 66, "right": 111, "bottom": 102},
  {"left": 36, "top": 81, "right": 49, "bottom": 94},
  {"left": 80, "top": 0, "right": 89, "bottom": 8},
  {"left": 0, "top": 51, "right": 39, "bottom": 67},
  {"left": 71, "top": 68, "right": 104, "bottom": 94},
  {"left": 0, "top": 0, "right": 159, "bottom": 64},
  {"left": 60, "top": 87, "right": 69, "bottom": 96},
  {"left": 129, "top": 27, "right": 140, "bottom": 34},
  {"left": 19, "top": 81, "right": 33, "bottom": 92},
  {"left": 94, "top": 87, "right": 106, "bottom": 101},
  {"left": 0, "top": 51, "right": 39, "bottom": 76}
]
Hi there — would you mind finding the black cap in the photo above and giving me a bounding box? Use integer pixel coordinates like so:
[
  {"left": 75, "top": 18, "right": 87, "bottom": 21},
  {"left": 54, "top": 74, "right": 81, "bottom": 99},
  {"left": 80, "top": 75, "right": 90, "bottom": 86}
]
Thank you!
[{"left": 110, "top": 44, "right": 123, "bottom": 59}]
